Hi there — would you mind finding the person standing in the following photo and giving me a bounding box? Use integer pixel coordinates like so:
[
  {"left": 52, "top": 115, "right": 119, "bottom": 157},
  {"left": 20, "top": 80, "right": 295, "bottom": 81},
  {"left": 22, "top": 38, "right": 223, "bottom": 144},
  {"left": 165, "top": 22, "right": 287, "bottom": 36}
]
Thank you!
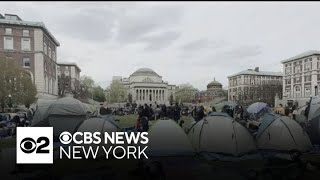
[{"left": 173, "top": 102, "right": 181, "bottom": 123}]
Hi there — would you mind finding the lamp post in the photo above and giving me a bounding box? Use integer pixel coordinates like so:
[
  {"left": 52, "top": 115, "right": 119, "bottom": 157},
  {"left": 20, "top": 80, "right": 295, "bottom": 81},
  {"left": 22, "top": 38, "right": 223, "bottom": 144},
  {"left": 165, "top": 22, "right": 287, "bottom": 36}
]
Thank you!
[{"left": 8, "top": 94, "right": 12, "bottom": 110}]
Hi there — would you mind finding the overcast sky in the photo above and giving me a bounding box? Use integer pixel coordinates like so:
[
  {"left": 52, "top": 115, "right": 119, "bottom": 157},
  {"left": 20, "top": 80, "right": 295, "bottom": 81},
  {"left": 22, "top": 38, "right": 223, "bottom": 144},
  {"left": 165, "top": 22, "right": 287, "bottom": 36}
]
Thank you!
[{"left": 1, "top": 2, "right": 320, "bottom": 90}]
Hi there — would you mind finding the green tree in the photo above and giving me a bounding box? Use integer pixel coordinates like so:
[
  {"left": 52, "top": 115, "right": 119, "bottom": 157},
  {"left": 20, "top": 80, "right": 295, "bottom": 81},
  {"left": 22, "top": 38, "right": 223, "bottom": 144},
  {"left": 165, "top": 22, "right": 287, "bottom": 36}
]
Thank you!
[
  {"left": 0, "top": 59, "right": 37, "bottom": 111},
  {"left": 16, "top": 72, "right": 37, "bottom": 107},
  {"left": 106, "top": 80, "right": 128, "bottom": 103},
  {"left": 92, "top": 85, "right": 106, "bottom": 102},
  {"left": 175, "top": 83, "right": 198, "bottom": 103},
  {"left": 80, "top": 75, "right": 95, "bottom": 99}
]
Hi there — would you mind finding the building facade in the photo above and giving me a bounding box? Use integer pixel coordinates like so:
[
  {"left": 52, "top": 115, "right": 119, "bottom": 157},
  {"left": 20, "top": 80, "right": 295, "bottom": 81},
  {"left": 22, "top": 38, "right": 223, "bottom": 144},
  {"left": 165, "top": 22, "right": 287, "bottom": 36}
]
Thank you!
[
  {"left": 194, "top": 78, "right": 227, "bottom": 104},
  {"left": 0, "top": 14, "right": 60, "bottom": 99},
  {"left": 228, "top": 67, "right": 283, "bottom": 106},
  {"left": 115, "top": 68, "right": 176, "bottom": 105},
  {"left": 277, "top": 50, "right": 320, "bottom": 107},
  {"left": 57, "top": 62, "right": 81, "bottom": 96}
]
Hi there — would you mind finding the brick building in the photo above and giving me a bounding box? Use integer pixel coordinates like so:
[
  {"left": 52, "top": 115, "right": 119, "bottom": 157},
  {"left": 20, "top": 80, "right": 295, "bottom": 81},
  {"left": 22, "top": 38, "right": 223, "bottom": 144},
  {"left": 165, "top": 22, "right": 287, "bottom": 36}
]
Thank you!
[{"left": 0, "top": 13, "right": 60, "bottom": 99}]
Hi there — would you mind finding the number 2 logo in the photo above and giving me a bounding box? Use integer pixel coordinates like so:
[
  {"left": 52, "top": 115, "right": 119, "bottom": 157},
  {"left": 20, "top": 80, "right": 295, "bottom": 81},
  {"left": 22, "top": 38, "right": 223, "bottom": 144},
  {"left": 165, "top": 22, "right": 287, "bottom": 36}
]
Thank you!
[{"left": 20, "top": 137, "right": 50, "bottom": 154}]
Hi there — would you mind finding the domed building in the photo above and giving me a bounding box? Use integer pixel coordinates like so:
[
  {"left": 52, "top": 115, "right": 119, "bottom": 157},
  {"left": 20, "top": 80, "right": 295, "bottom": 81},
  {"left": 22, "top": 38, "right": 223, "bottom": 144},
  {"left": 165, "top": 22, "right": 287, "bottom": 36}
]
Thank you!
[
  {"left": 113, "top": 68, "right": 176, "bottom": 105},
  {"left": 207, "top": 78, "right": 223, "bottom": 90},
  {"left": 194, "top": 78, "right": 227, "bottom": 104}
]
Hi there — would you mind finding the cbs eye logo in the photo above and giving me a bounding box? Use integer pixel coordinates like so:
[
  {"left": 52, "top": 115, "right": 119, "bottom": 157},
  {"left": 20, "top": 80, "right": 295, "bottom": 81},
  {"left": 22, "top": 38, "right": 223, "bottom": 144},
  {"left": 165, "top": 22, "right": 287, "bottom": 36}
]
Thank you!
[
  {"left": 20, "top": 137, "right": 50, "bottom": 154},
  {"left": 16, "top": 127, "right": 53, "bottom": 164},
  {"left": 59, "top": 131, "right": 72, "bottom": 144}
]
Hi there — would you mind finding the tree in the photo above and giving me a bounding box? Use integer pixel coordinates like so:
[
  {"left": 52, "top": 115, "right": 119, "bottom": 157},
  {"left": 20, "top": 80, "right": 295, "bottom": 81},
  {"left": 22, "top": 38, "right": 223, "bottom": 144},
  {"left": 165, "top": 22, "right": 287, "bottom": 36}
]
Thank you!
[
  {"left": 80, "top": 75, "right": 95, "bottom": 99},
  {"left": 58, "top": 73, "right": 71, "bottom": 97},
  {"left": 16, "top": 72, "right": 37, "bottom": 107},
  {"left": 0, "top": 59, "right": 37, "bottom": 111},
  {"left": 92, "top": 85, "right": 106, "bottom": 102},
  {"left": 128, "top": 93, "right": 133, "bottom": 104},
  {"left": 105, "top": 80, "right": 128, "bottom": 103},
  {"left": 175, "top": 83, "right": 198, "bottom": 103}
]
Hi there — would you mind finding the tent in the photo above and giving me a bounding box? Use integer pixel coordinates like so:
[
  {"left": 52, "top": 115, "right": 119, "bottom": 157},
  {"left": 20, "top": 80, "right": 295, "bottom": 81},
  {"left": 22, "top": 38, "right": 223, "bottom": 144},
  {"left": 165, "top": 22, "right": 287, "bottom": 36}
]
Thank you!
[
  {"left": 247, "top": 102, "right": 271, "bottom": 120},
  {"left": 188, "top": 112, "right": 257, "bottom": 156},
  {"left": 256, "top": 113, "right": 312, "bottom": 152},
  {"left": 71, "top": 116, "right": 122, "bottom": 157},
  {"left": 32, "top": 97, "right": 92, "bottom": 138},
  {"left": 307, "top": 96, "right": 319, "bottom": 121},
  {"left": 146, "top": 119, "right": 195, "bottom": 157},
  {"left": 305, "top": 96, "right": 320, "bottom": 144},
  {"left": 31, "top": 99, "right": 56, "bottom": 127}
]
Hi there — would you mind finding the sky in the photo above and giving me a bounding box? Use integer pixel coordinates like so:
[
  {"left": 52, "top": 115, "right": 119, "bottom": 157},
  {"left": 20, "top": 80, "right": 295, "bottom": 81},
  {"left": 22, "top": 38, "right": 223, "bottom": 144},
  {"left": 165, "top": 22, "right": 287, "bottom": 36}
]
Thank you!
[{"left": 1, "top": 1, "right": 320, "bottom": 90}]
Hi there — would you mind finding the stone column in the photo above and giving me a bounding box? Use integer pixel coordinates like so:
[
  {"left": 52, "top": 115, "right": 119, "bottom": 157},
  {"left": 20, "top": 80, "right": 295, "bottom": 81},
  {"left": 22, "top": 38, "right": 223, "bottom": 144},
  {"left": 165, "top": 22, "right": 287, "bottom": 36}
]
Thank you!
[{"left": 143, "top": 89, "right": 145, "bottom": 101}]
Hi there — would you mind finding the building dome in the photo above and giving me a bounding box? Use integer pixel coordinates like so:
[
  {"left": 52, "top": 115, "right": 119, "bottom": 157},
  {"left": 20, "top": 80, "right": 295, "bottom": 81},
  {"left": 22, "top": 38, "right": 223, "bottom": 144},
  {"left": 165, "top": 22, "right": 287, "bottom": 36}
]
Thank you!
[
  {"left": 130, "top": 68, "right": 160, "bottom": 77},
  {"left": 207, "top": 78, "right": 222, "bottom": 89}
]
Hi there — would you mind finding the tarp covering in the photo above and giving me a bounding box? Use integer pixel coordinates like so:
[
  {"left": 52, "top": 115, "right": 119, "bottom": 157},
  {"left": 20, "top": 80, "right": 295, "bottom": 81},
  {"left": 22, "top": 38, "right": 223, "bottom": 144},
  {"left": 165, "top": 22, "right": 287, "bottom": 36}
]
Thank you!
[
  {"left": 147, "top": 119, "right": 195, "bottom": 157},
  {"left": 247, "top": 102, "right": 270, "bottom": 114},
  {"left": 188, "top": 114, "right": 257, "bottom": 156},
  {"left": 257, "top": 113, "right": 312, "bottom": 152},
  {"left": 247, "top": 102, "right": 271, "bottom": 120}
]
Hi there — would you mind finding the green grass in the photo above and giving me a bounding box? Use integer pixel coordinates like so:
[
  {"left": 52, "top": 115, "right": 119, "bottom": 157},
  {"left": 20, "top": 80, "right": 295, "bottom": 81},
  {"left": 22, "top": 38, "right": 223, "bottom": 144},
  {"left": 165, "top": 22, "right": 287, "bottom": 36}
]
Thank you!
[{"left": 114, "top": 114, "right": 138, "bottom": 128}]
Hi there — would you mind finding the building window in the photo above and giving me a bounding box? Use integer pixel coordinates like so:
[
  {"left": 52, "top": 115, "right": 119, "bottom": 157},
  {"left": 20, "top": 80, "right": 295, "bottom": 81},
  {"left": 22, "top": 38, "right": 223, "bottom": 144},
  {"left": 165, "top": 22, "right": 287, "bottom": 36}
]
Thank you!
[
  {"left": 4, "top": 36, "right": 13, "bottom": 49},
  {"left": 5, "top": 28, "right": 12, "bottom": 35},
  {"left": 65, "top": 70, "right": 69, "bottom": 76},
  {"left": 286, "top": 89, "right": 291, "bottom": 98},
  {"left": 305, "top": 62, "right": 312, "bottom": 71},
  {"left": 305, "top": 75, "right": 311, "bottom": 82},
  {"left": 285, "top": 67, "right": 291, "bottom": 74},
  {"left": 295, "top": 86, "right": 301, "bottom": 98},
  {"left": 305, "top": 87, "right": 311, "bottom": 97},
  {"left": 43, "top": 43, "right": 47, "bottom": 54},
  {"left": 294, "top": 65, "right": 302, "bottom": 73},
  {"left": 23, "top": 29, "right": 29, "bottom": 36},
  {"left": 52, "top": 51, "right": 56, "bottom": 61},
  {"left": 23, "top": 58, "right": 30, "bottom": 68},
  {"left": 48, "top": 47, "right": 51, "bottom": 58},
  {"left": 21, "top": 38, "right": 31, "bottom": 51}
]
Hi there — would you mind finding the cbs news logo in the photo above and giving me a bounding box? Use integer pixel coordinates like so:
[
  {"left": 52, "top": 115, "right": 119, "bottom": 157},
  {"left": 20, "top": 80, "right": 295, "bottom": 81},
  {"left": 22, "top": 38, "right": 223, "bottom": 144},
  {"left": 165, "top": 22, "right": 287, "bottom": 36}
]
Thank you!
[{"left": 16, "top": 127, "right": 53, "bottom": 164}]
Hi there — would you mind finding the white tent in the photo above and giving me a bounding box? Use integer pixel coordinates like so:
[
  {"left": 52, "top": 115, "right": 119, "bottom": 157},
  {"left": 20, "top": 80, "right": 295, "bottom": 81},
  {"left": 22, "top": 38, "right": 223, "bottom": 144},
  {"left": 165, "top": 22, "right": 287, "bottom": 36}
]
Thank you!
[
  {"left": 188, "top": 113, "right": 257, "bottom": 156},
  {"left": 146, "top": 119, "right": 195, "bottom": 157},
  {"left": 256, "top": 113, "right": 312, "bottom": 152}
]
